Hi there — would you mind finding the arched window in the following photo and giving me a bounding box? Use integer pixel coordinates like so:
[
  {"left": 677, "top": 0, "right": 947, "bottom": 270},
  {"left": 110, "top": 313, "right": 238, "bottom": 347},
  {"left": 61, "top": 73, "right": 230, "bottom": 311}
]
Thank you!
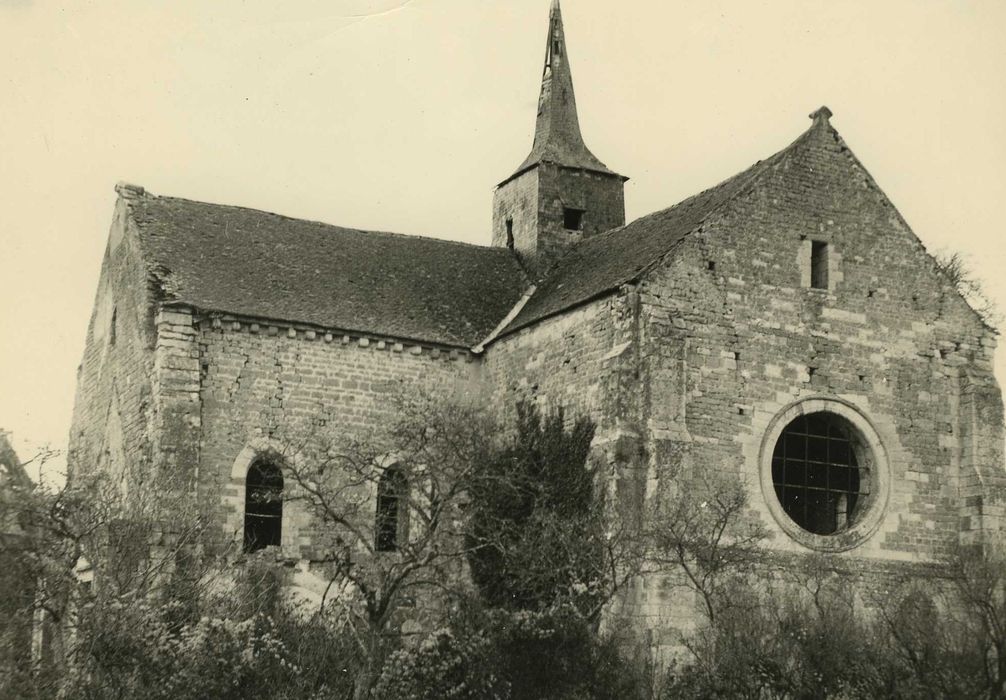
[
  {"left": 244, "top": 459, "right": 283, "bottom": 552},
  {"left": 375, "top": 465, "right": 408, "bottom": 552}
]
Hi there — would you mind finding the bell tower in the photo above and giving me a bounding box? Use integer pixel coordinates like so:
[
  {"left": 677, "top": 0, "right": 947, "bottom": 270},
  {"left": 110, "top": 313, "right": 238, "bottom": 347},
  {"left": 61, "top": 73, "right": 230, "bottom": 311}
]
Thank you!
[{"left": 492, "top": 0, "right": 628, "bottom": 275}]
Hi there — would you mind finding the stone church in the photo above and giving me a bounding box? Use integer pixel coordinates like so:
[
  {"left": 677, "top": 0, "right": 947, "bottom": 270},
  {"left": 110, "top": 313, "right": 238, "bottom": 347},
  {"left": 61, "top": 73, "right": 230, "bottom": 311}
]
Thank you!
[{"left": 68, "top": 0, "right": 1005, "bottom": 654}]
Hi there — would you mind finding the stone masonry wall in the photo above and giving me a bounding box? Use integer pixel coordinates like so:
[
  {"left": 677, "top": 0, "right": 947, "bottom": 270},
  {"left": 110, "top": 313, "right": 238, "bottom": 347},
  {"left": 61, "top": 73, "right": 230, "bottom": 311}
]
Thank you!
[
  {"left": 537, "top": 163, "right": 625, "bottom": 266},
  {"left": 491, "top": 163, "right": 624, "bottom": 275},
  {"left": 484, "top": 290, "right": 654, "bottom": 559},
  {"left": 194, "top": 316, "right": 480, "bottom": 559},
  {"left": 68, "top": 190, "right": 158, "bottom": 492},
  {"left": 492, "top": 168, "right": 539, "bottom": 257},
  {"left": 485, "top": 294, "right": 633, "bottom": 428},
  {"left": 619, "top": 122, "right": 1006, "bottom": 654},
  {"left": 484, "top": 122, "right": 1005, "bottom": 660}
]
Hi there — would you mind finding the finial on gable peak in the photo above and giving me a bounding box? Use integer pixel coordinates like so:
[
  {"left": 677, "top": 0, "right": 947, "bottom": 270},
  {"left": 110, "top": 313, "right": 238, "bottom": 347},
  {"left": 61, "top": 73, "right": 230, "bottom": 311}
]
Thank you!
[
  {"left": 809, "top": 105, "right": 833, "bottom": 126},
  {"left": 551, "top": 0, "right": 561, "bottom": 12}
]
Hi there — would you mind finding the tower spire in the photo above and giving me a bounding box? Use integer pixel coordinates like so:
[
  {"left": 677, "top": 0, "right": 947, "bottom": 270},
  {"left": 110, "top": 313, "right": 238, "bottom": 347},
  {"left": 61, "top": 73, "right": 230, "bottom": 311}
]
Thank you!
[
  {"left": 505, "top": 0, "right": 620, "bottom": 182},
  {"left": 491, "top": 1, "right": 626, "bottom": 273}
]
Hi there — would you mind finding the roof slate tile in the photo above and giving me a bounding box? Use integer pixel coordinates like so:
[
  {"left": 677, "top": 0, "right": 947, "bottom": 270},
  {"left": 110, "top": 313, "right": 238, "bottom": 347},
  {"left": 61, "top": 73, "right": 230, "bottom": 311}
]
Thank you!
[{"left": 127, "top": 195, "right": 528, "bottom": 348}]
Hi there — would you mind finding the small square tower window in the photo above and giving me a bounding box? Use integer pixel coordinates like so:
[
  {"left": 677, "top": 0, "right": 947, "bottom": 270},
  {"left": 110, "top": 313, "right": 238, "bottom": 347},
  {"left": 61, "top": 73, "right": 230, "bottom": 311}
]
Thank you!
[
  {"left": 563, "top": 207, "right": 584, "bottom": 231},
  {"left": 811, "top": 241, "right": 829, "bottom": 290}
]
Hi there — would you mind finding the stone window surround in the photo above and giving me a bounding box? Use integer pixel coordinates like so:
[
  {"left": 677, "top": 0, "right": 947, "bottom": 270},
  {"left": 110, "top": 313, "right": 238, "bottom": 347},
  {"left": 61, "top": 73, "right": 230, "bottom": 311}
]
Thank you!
[
  {"left": 758, "top": 397, "right": 890, "bottom": 552},
  {"left": 226, "top": 439, "right": 304, "bottom": 555},
  {"left": 798, "top": 237, "right": 843, "bottom": 292},
  {"left": 226, "top": 445, "right": 416, "bottom": 558}
]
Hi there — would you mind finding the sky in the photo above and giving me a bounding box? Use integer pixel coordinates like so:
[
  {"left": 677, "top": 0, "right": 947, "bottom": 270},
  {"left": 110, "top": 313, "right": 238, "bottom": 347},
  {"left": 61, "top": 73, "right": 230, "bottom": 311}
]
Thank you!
[{"left": 1, "top": 0, "right": 1005, "bottom": 480}]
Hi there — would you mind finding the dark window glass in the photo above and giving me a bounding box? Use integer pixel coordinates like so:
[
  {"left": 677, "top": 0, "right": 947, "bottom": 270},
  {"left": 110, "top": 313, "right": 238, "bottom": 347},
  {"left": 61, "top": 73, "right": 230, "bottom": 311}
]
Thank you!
[
  {"left": 244, "top": 460, "right": 283, "bottom": 552},
  {"left": 563, "top": 207, "right": 584, "bottom": 231},
  {"left": 772, "top": 412, "right": 865, "bottom": 535},
  {"left": 376, "top": 466, "right": 408, "bottom": 552},
  {"left": 811, "top": 241, "right": 829, "bottom": 289}
]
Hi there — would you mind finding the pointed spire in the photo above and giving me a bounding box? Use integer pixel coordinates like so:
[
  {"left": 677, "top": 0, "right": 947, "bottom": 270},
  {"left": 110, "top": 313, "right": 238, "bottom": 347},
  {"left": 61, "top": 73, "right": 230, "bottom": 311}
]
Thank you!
[{"left": 502, "top": 0, "right": 622, "bottom": 184}]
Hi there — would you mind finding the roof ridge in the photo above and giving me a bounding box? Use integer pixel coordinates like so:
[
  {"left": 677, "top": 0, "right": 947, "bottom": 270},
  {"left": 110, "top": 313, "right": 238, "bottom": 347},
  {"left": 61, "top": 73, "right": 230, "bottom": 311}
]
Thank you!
[{"left": 130, "top": 192, "right": 503, "bottom": 253}]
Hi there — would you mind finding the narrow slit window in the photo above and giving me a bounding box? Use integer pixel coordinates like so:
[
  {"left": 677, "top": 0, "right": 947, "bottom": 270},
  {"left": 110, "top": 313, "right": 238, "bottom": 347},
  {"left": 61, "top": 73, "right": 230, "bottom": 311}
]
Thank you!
[
  {"left": 563, "top": 207, "right": 584, "bottom": 231},
  {"left": 505, "top": 218, "right": 514, "bottom": 250},
  {"left": 811, "top": 241, "right": 829, "bottom": 290}
]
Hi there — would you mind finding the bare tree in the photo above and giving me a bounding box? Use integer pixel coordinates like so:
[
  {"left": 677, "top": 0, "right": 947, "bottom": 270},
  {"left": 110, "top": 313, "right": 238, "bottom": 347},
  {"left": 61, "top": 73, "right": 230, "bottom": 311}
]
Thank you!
[
  {"left": 934, "top": 250, "right": 1000, "bottom": 330},
  {"left": 948, "top": 541, "right": 1006, "bottom": 699},
  {"left": 278, "top": 390, "right": 502, "bottom": 699},
  {"left": 648, "top": 473, "right": 769, "bottom": 624},
  {"left": 0, "top": 445, "right": 223, "bottom": 698}
]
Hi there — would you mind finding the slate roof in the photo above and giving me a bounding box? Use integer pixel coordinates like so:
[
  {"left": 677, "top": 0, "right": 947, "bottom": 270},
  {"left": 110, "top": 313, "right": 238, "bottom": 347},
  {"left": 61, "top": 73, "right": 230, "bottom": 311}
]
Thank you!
[
  {"left": 126, "top": 194, "right": 528, "bottom": 347},
  {"left": 497, "top": 120, "right": 819, "bottom": 337}
]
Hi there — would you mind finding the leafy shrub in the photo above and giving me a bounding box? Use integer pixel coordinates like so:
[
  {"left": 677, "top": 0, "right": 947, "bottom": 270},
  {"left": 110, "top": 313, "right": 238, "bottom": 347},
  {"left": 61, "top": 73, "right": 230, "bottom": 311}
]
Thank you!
[
  {"left": 375, "top": 626, "right": 507, "bottom": 700},
  {"left": 61, "top": 569, "right": 357, "bottom": 700},
  {"left": 378, "top": 605, "right": 646, "bottom": 700},
  {"left": 466, "top": 403, "right": 602, "bottom": 615}
]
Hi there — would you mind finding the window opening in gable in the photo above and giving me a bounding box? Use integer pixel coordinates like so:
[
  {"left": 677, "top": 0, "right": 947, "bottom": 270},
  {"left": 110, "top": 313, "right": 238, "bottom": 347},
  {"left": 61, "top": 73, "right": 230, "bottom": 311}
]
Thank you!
[
  {"left": 771, "top": 412, "right": 869, "bottom": 535},
  {"left": 506, "top": 218, "right": 514, "bottom": 250},
  {"left": 244, "top": 459, "right": 283, "bottom": 552},
  {"left": 563, "top": 207, "right": 584, "bottom": 231},
  {"left": 109, "top": 307, "right": 117, "bottom": 346},
  {"left": 810, "top": 241, "right": 829, "bottom": 290},
  {"left": 376, "top": 465, "right": 408, "bottom": 552}
]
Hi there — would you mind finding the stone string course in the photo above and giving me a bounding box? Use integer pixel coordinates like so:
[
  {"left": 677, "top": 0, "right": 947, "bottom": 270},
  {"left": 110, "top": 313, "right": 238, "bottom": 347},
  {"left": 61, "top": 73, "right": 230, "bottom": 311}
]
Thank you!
[{"left": 201, "top": 313, "right": 476, "bottom": 362}]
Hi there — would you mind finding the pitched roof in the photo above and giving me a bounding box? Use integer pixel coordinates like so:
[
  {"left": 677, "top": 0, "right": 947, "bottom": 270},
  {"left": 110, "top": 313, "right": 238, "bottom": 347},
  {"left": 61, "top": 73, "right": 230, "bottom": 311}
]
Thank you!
[
  {"left": 125, "top": 193, "right": 528, "bottom": 347},
  {"left": 119, "top": 112, "right": 834, "bottom": 350},
  {"left": 502, "top": 0, "right": 623, "bottom": 184},
  {"left": 497, "top": 117, "right": 823, "bottom": 337}
]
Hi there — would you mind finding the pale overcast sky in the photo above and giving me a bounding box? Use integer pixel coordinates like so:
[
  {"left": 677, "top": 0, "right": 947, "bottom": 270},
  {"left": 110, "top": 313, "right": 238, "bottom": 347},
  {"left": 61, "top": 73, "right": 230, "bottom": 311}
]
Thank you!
[{"left": 2, "top": 0, "right": 1005, "bottom": 479}]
